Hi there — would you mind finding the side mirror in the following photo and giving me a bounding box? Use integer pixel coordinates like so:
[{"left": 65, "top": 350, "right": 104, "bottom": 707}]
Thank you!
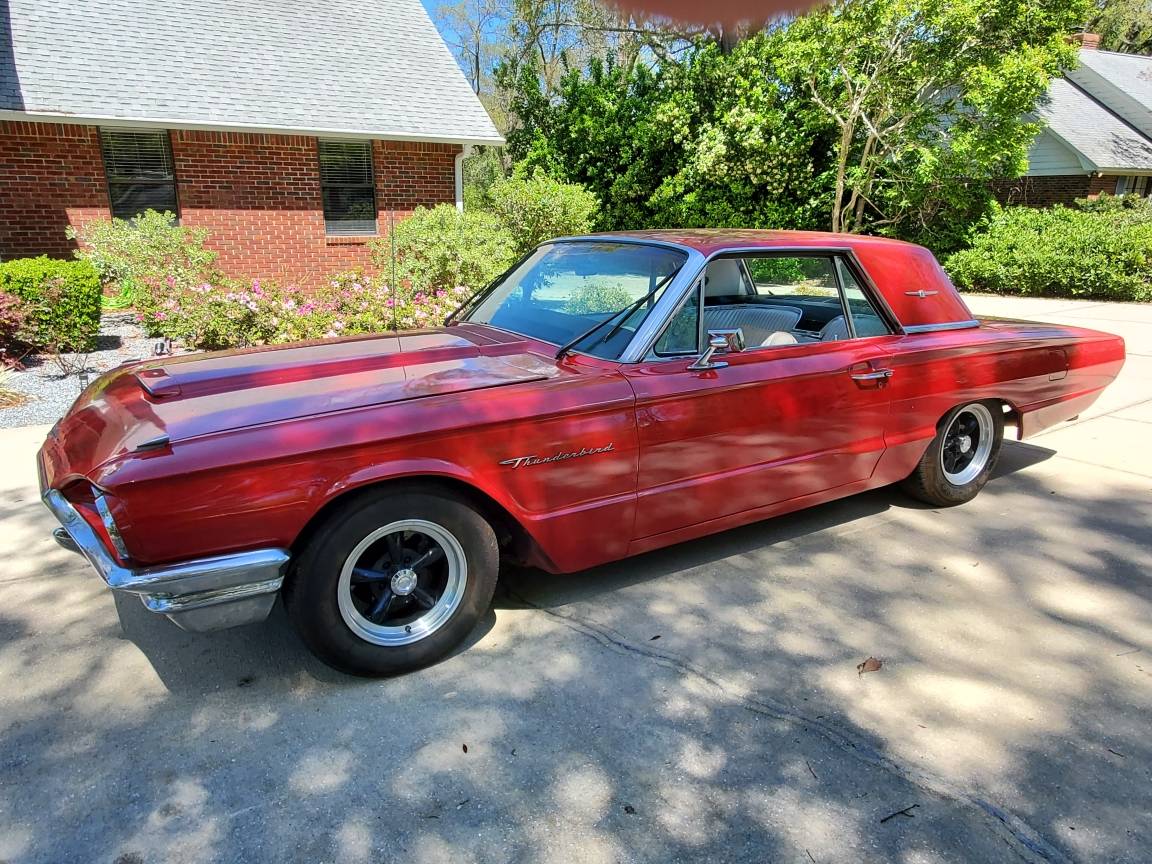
[{"left": 688, "top": 328, "right": 745, "bottom": 371}]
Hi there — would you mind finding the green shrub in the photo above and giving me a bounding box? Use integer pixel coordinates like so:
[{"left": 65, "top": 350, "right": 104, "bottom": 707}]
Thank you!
[
  {"left": 0, "top": 257, "right": 102, "bottom": 351},
  {"left": 369, "top": 176, "right": 596, "bottom": 299},
  {"left": 372, "top": 205, "right": 515, "bottom": 297},
  {"left": 68, "top": 210, "right": 219, "bottom": 306},
  {"left": 1072, "top": 192, "right": 1152, "bottom": 216},
  {"left": 945, "top": 202, "right": 1152, "bottom": 302},
  {"left": 563, "top": 282, "right": 635, "bottom": 315},
  {"left": 488, "top": 171, "right": 599, "bottom": 257}
]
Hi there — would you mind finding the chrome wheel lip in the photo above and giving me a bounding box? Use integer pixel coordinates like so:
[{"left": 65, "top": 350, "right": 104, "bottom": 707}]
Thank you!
[
  {"left": 337, "top": 519, "right": 467, "bottom": 647},
  {"left": 940, "top": 403, "right": 995, "bottom": 486}
]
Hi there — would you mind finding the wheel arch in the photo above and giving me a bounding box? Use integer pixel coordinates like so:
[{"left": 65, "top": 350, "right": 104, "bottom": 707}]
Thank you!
[
  {"left": 291, "top": 473, "right": 549, "bottom": 571},
  {"left": 934, "top": 397, "right": 1019, "bottom": 440}
]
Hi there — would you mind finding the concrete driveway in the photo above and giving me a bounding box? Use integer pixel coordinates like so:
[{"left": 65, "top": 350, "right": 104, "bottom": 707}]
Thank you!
[{"left": 2, "top": 295, "right": 1149, "bottom": 864}]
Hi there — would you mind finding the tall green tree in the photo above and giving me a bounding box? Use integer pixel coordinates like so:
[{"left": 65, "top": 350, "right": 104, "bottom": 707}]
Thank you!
[
  {"left": 505, "top": 0, "right": 1087, "bottom": 251},
  {"left": 500, "top": 40, "right": 844, "bottom": 232},
  {"left": 503, "top": 53, "right": 693, "bottom": 229},
  {"left": 1087, "top": 0, "right": 1152, "bottom": 53},
  {"left": 775, "top": 0, "right": 1087, "bottom": 247}
]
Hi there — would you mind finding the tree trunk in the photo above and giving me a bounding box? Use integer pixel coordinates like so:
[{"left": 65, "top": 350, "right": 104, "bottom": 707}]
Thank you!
[
  {"left": 845, "top": 133, "right": 878, "bottom": 233},
  {"left": 830, "top": 120, "right": 855, "bottom": 233}
]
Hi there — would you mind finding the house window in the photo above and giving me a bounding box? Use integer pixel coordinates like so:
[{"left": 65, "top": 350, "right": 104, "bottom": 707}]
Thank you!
[
  {"left": 100, "top": 129, "right": 178, "bottom": 220},
  {"left": 318, "top": 140, "right": 377, "bottom": 235},
  {"left": 1115, "top": 176, "right": 1151, "bottom": 197}
]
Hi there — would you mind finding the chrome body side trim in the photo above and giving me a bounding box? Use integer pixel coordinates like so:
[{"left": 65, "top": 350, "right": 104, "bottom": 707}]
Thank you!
[
  {"left": 43, "top": 488, "right": 289, "bottom": 632},
  {"left": 902, "top": 319, "right": 981, "bottom": 334}
]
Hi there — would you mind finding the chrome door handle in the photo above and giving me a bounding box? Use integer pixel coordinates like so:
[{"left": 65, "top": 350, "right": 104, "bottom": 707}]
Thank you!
[{"left": 850, "top": 368, "right": 894, "bottom": 381}]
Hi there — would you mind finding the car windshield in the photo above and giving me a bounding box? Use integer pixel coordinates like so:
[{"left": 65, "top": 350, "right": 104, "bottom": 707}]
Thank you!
[{"left": 464, "top": 241, "right": 688, "bottom": 360}]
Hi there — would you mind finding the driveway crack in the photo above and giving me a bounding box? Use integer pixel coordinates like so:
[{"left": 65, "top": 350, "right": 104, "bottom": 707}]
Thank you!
[{"left": 505, "top": 588, "right": 1073, "bottom": 864}]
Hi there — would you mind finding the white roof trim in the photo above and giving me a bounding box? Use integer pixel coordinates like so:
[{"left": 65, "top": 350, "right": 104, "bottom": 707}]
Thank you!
[{"left": 0, "top": 109, "right": 505, "bottom": 146}]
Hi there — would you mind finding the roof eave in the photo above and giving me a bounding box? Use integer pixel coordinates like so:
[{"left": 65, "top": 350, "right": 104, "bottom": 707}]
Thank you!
[
  {"left": 0, "top": 109, "right": 505, "bottom": 146},
  {"left": 1088, "top": 164, "right": 1152, "bottom": 174}
]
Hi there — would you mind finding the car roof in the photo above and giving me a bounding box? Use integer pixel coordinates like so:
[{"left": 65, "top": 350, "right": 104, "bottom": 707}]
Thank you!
[
  {"left": 577, "top": 229, "right": 920, "bottom": 257},
  {"left": 559, "top": 229, "right": 976, "bottom": 331}
]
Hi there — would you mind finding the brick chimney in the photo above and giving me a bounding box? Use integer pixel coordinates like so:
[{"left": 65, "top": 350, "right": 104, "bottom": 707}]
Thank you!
[{"left": 1073, "top": 32, "right": 1101, "bottom": 50}]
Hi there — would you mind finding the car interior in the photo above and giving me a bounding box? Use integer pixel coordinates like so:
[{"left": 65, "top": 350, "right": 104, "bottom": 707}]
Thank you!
[{"left": 698, "top": 256, "right": 889, "bottom": 350}]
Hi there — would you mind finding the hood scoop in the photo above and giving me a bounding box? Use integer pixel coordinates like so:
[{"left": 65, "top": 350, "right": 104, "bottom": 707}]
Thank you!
[
  {"left": 134, "top": 345, "right": 560, "bottom": 442},
  {"left": 135, "top": 367, "right": 181, "bottom": 398},
  {"left": 131, "top": 332, "right": 490, "bottom": 402}
]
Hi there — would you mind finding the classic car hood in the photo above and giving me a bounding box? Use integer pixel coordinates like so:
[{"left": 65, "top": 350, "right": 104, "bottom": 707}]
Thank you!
[{"left": 43, "top": 326, "right": 559, "bottom": 482}]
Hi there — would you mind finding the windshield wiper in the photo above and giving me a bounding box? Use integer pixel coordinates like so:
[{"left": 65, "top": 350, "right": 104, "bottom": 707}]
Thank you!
[{"left": 554, "top": 267, "right": 682, "bottom": 361}]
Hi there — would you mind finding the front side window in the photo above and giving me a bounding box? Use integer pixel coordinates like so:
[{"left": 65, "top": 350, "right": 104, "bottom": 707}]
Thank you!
[
  {"left": 651, "top": 253, "right": 890, "bottom": 353},
  {"left": 318, "top": 140, "right": 377, "bottom": 236},
  {"left": 100, "top": 129, "right": 178, "bottom": 220},
  {"left": 464, "top": 242, "right": 687, "bottom": 359}
]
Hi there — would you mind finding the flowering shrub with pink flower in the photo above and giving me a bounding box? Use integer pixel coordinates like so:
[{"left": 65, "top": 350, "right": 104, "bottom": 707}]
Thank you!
[{"left": 136, "top": 271, "right": 471, "bottom": 351}]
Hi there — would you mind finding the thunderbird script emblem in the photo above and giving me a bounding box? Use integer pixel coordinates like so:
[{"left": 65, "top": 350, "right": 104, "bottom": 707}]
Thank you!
[{"left": 499, "top": 442, "right": 615, "bottom": 469}]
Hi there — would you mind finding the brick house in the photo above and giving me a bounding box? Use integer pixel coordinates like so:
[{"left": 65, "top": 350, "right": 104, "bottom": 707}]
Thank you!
[
  {"left": 0, "top": 0, "right": 502, "bottom": 285},
  {"left": 998, "top": 35, "right": 1152, "bottom": 207}
]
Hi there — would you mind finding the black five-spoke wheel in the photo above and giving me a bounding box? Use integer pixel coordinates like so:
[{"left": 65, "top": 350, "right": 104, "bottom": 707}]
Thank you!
[
  {"left": 901, "top": 400, "right": 1005, "bottom": 507},
  {"left": 285, "top": 489, "right": 499, "bottom": 676},
  {"left": 338, "top": 519, "right": 467, "bottom": 646}
]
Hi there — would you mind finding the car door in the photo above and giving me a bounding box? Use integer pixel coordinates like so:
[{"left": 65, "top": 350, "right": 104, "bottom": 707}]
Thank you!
[{"left": 623, "top": 252, "right": 897, "bottom": 539}]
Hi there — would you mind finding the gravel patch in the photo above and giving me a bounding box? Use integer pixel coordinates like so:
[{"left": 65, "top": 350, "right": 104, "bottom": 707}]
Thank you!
[{"left": 1, "top": 313, "right": 157, "bottom": 429}]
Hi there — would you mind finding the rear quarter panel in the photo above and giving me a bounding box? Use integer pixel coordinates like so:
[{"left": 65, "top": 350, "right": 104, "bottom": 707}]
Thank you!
[{"left": 877, "top": 320, "right": 1125, "bottom": 481}]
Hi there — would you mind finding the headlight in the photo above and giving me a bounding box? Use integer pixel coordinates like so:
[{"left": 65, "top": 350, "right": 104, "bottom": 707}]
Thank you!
[{"left": 94, "top": 491, "right": 130, "bottom": 560}]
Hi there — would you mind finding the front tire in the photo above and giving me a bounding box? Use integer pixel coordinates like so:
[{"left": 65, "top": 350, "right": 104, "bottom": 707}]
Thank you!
[
  {"left": 901, "top": 401, "right": 1004, "bottom": 507},
  {"left": 285, "top": 489, "right": 498, "bottom": 676}
]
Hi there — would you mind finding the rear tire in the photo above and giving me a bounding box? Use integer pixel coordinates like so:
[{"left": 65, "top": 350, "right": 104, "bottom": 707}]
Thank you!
[
  {"left": 901, "top": 401, "right": 1004, "bottom": 507},
  {"left": 284, "top": 489, "right": 498, "bottom": 676}
]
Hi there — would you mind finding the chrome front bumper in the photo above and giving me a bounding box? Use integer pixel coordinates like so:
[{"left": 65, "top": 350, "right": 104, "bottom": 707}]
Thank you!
[{"left": 43, "top": 489, "right": 290, "bottom": 632}]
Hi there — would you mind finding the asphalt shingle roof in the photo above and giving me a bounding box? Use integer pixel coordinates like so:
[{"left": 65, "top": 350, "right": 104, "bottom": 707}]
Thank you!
[
  {"left": 1076, "top": 49, "right": 1152, "bottom": 114},
  {"left": 0, "top": 0, "right": 502, "bottom": 143},
  {"left": 1037, "top": 78, "right": 1152, "bottom": 172}
]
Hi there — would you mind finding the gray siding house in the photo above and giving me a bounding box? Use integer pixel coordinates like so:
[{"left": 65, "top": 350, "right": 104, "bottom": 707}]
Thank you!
[{"left": 1003, "top": 35, "right": 1152, "bottom": 206}]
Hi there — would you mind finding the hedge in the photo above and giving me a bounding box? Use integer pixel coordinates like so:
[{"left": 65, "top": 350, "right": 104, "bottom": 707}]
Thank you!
[
  {"left": 0, "top": 257, "right": 103, "bottom": 351},
  {"left": 945, "top": 198, "right": 1152, "bottom": 302}
]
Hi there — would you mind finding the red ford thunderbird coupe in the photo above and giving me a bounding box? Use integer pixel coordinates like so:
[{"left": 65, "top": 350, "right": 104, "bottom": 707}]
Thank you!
[{"left": 40, "top": 231, "right": 1125, "bottom": 675}]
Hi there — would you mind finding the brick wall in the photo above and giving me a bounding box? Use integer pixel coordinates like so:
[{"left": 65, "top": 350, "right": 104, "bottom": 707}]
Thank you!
[
  {"left": 0, "top": 122, "right": 461, "bottom": 285},
  {"left": 171, "top": 132, "right": 460, "bottom": 285},
  {"left": 0, "top": 121, "right": 109, "bottom": 258},
  {"left": 992, "top": 174, "right": 1117, "bottom": 208}
]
